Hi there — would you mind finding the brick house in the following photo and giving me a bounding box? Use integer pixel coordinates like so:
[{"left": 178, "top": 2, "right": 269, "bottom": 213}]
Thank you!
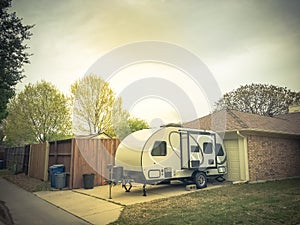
[{"left": 184, "top": 110, "right": 300, "bottom": 182}]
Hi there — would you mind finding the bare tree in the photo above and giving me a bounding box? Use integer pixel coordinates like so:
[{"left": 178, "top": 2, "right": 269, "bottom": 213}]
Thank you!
[{"left": 215, "top": 84, "right": 300, "bottom": 116}]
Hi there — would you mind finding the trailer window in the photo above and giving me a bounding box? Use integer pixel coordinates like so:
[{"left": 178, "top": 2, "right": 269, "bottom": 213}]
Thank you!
[
  {"left": 151, "top": 141, "right": 167, "bottom": 156},
  {"left": 216, "top": 144, "right": 224, "bottom": 156},
  {"left": 203, "top": 142, "right": 213, "bottom": 154},
  {"left": 191, "top": 145, "right": 200, "bottom": 152}
]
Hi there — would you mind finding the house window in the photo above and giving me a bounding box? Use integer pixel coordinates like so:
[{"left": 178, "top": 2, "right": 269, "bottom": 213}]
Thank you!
[
  {"left": 151, "top": 141, "right": 167, "bottom": 156},
  {"left": 216, "top": 144, "right": 224, "bottom": 156},
  {"left": 203, "top": 142, "right": 213, "bottom": 154}
]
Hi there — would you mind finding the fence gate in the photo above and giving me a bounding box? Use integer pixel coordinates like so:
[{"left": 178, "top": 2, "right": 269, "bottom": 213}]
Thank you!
[{"left": 28, "top": 143, "right": 49, "bottom": 181}]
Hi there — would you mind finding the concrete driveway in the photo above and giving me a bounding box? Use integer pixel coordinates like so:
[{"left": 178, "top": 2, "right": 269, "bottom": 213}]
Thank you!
[
  {"left": 0, "top": 178, "right": 90, "bottom": 225},
  {"left": 35, "top": 181, "right": 227, "bottom": 225}
]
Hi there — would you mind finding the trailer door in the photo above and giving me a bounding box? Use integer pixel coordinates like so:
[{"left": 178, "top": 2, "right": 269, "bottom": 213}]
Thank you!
[
  {"left": 181, "top": 131, "right": 216, "bottom": 169},
  {"left": 180, "top": 132, "right": 189, "bottom": 169}
]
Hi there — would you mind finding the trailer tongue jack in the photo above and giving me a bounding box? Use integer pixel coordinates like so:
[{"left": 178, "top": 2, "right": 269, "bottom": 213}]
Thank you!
[
  {"left": 121, "top": 179, "right": 147, "bottom": 196},
  {"left": 121, "top": 178, "right": 133, "bottom": 192}
]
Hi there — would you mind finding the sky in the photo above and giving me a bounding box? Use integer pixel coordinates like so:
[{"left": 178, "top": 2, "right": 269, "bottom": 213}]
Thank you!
[{"left": 11, "top": 0, "right": 300, "bottom": 127}]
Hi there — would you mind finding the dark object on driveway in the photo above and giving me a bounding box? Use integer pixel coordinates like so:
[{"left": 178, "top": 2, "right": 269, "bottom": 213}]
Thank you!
[{"left": 83, "top": 173, "right": 95, "bottom": 189}]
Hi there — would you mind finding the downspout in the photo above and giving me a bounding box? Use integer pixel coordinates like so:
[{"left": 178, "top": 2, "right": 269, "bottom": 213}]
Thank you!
[{"left": 236, "top": 131, "right": 250, "bottom": 182}]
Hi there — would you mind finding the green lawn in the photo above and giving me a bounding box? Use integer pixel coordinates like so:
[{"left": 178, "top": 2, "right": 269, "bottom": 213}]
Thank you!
[{"left": 112, "top": 179, "right": 300, "bottom": 225}]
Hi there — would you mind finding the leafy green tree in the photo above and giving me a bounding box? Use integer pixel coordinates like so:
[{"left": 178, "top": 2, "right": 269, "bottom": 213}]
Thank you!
[
  {"left": 111, "top": 98, "right": 130, "bottom": 139},
  {"left": 112, "top": 115, "right": 149, "bottom": 140},
  {"left": 71, "top": 74, "right": 150, "bottom": 139},
  {"left": 71, "top": 74, "right": 127, "bottom": 136},
  {"left": 128, "top": 118, "right": 149, "bottom": 133},
  {"left": 215, "top": 84, "right": 300, "bottom": 116},
  {"left": 3, "top": 81, "right": 72, "bottom": 146},
  {"left": 0, "top": 0, "right": 33, "bottom": 122}
]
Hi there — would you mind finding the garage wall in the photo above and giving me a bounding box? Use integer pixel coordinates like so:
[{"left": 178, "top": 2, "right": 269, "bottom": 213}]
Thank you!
[{"left": 247, "top": 135, "right": 300, "bottom": 181}]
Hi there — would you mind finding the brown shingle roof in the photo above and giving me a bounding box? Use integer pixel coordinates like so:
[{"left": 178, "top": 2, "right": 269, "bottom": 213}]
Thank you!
[{"left": 184, "top": 110, "right": 300, "bottom": 135}]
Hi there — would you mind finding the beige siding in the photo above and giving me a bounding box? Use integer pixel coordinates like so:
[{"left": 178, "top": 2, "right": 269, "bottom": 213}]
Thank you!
[{"left": 224, "top": 139, "right": 240, "bottom": 181}]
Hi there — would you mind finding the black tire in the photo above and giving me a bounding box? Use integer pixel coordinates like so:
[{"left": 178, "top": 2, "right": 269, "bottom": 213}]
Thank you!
[{"left": 194, "top": 172, "right": 207, "bottom": 189}]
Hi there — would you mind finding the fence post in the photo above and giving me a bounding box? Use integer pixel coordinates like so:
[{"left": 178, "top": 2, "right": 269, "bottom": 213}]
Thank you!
[
  {"left": 70, "top": 138, "right": 74, "bottom": 189},
  {"left": 54, "top": 141, "right": 58, "bottom": 164},
  {"left": 28, "top": 145, "right": 32, "bottom": 177},
  {"left": 43, "top": 142, "right": 50, "bottom": 181}
]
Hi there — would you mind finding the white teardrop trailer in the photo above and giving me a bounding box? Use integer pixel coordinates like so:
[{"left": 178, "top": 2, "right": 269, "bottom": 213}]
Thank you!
[{"left": 110, "top": 125, "right": 227, "bottom": 195}]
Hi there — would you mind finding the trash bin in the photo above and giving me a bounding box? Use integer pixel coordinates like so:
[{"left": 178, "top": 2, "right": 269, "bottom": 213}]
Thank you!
[
  {"left": 0, "top": 160, "right": 4, "bottom": 170},
  {"left": 83, "top": 173, "right": 95, "bottom": 189},
  {"left": 49, "top": 164, "right": 65, "bottom": 188},
  {"left": 55, "top": 173, "right": 66, "bottom": 189}
]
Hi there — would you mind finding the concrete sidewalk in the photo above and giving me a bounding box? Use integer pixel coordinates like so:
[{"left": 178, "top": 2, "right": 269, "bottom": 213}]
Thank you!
[{"left": 35, "top": 181, "right": 227, "bottom": 225}]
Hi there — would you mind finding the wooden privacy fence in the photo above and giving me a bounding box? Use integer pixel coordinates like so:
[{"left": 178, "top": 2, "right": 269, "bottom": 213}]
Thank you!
[
  {"left": 4, "top": 144, "right": 45, "bottom": 178},
  {"left": 71, "top": 138, "right": 119, "bottom": 189},
  {"left": 49, "top": 138, "right": 120, "bottom": 189},
  {"left": 4, "top": 138, "right": 120, "bottom": 189}
]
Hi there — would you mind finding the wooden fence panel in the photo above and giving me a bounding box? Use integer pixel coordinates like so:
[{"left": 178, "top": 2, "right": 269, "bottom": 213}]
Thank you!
[
  {"left": 48, "top": 139, "right": 72, "bottom": 172},
  {"left": 5, "top": 147, "right": 25, "bottom": 173},
  {"left": 99, "top": 139, "right": 120, "bottom": 181},
  {"left": 72, "top": 138, "right": 120, "bottom": 189},
  {"left": 28, "top": 143, "right": 49, "bottom": 181},
  {"left": 73, "top": 139, "right": 99, "bottom": 189},
  {"left": 48, "top": 139, "right": 72, "bottom": 187}
]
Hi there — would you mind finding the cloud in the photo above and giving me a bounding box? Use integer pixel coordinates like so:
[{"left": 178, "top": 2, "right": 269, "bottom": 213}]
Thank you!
[{"left": 12, "top": 0, "right": 300, "bottom": 95}]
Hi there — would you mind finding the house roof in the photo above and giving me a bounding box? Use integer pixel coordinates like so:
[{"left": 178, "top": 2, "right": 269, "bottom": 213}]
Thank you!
[{"left": 184, "top": 110, "right": 300, "bottom": 135}]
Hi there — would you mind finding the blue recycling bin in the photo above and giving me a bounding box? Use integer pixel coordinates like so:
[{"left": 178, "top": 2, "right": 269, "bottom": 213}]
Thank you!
[{"left": 49, "top": 164, "right": 65, "bottom": 188}]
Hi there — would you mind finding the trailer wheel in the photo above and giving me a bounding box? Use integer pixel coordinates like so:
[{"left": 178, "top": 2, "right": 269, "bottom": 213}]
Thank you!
[{"left": 194, "top": 172, "right": 207, "bottom": 189}]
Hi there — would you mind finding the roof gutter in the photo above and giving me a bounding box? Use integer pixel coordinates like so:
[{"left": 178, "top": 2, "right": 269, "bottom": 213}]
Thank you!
[
  {"left": 236, "top": 131, "right": 250, "bottom": 182},
  {"left": 223, "top": 129, "right": 300, "bottom": 137}
]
